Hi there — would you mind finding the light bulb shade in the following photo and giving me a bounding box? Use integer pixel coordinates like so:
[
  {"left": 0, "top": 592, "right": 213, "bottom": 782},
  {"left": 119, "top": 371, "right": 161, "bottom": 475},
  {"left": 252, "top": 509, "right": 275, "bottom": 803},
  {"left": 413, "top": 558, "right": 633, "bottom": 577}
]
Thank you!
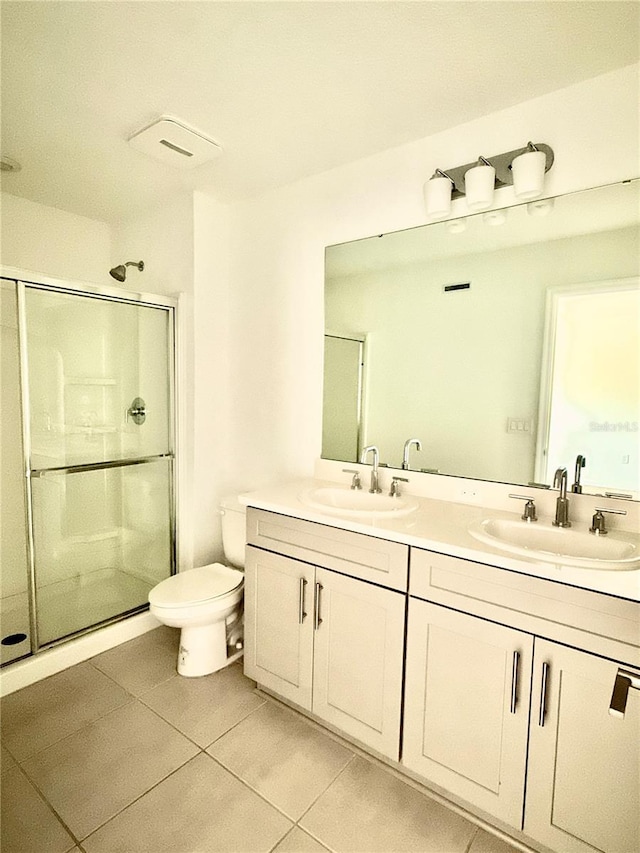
[
  {"left": 464, "top": 164, "right": 495, "bottom": 211},
  {"left": 511, "top": 149, "right": 546, "bottom": 200},
  {"left": 424, "top": 176, "right": 453, "bottom": 219}
]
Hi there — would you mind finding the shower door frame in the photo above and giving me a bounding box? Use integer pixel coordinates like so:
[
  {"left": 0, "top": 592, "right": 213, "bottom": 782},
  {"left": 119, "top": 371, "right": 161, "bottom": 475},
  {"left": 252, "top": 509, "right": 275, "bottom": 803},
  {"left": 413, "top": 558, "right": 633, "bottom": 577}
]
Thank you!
[{"left": 12, "top": 271, "right": 179, "bottom": 655}]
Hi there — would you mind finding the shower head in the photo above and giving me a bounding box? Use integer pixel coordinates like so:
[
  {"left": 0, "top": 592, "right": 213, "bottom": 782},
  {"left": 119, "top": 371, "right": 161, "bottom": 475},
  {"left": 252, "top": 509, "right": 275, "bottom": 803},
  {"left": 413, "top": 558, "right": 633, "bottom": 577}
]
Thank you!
[{"left": 109, "top": 261, "right": 144, "bottom": 282}]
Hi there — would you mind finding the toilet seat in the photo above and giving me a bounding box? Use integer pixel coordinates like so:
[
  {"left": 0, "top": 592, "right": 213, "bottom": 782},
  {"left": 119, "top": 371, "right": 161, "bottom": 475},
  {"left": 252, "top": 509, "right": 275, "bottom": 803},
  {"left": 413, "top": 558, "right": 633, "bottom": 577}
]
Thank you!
[{"left": 149, "top": 563, "right": 243, "bottom": 609}]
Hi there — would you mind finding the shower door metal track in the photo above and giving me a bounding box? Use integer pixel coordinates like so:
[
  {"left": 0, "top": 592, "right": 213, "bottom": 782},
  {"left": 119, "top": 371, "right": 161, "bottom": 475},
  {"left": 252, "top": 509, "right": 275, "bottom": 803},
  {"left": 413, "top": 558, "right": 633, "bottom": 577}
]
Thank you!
[{"left": 29, "top": 453, "right": 174, "bottom": 479}]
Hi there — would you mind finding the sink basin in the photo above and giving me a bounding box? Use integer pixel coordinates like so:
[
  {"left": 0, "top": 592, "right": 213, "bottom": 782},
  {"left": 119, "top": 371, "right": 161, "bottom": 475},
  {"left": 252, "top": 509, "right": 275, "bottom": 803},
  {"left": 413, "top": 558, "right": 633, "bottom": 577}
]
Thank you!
[
  {"left": 300, "top": 487, "right": 419, "bottom": 518},
  {"left": 468, "top": 518, "right": 640, "bottom": 570}
]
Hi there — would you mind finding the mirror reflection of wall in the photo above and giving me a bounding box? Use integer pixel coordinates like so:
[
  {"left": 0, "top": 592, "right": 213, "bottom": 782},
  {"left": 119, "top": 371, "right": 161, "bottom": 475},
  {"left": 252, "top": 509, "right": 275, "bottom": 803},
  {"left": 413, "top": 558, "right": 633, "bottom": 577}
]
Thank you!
[
  {"left": 324, "top": 180, "right": 640, "bottom": 499},
  {"left": 537, "top": 281, "right": 639, "bottom": 498},
  {"left": 322, "top": 334, "right": 365, "bottom": 463}
]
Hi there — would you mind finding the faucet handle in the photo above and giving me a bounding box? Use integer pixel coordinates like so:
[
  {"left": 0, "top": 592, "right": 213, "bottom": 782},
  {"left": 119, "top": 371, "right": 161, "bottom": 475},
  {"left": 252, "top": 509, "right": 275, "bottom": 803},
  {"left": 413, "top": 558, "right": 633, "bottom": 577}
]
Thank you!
[
  {"left": 509, "top": 494, "right": 538, "bottom": 522},
  {"left": 590, "top": 506, "right": 627, "bottom": 535},
  {"left": 342, "top": 469, "right": 362, "bottom": 490},
  {"left": 389, "top": 476, "right": 409, "bottom": 498}
]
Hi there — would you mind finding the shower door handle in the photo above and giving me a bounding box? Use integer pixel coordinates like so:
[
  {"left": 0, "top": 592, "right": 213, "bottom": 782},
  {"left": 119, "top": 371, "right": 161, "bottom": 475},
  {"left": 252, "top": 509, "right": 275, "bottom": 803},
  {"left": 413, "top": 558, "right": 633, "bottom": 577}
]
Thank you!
[{"left": 127, "top": 397, "right": 146, "bottom": 425}]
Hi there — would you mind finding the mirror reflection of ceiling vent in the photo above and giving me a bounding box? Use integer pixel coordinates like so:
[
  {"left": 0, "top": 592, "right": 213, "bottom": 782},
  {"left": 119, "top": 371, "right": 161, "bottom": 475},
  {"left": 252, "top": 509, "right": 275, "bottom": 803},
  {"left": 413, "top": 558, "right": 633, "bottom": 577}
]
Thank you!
[{"left": 128, "top": 116, "right": 222, "bottom": 169}]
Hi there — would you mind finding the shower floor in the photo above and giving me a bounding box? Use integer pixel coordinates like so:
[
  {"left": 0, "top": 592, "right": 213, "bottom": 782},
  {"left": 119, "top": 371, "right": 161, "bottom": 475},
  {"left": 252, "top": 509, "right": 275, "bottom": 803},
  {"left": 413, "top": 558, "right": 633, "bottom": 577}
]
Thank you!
[{"left": 37, "top": 568, "right": 154, "bottom": 647}]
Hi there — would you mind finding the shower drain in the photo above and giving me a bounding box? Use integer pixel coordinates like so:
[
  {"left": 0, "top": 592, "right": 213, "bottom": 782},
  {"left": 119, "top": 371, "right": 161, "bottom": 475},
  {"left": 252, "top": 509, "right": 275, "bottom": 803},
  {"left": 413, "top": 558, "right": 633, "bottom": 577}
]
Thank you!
[{"left": 1, "top": 633, "right": 28, "bottom": 646}]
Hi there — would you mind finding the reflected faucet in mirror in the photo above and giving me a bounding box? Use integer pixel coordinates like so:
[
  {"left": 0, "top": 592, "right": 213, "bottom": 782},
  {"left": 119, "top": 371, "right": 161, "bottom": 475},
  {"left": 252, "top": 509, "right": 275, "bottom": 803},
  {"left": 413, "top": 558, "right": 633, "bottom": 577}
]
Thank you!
[
  {"left": 360, "top": 445, "right": 382, "bottom": 494},
  {"left": 402, "top": 438, "right": 422, "bottom": 471},
  {"left": 572, "top": 455, "right": 586, "bottom": 493}
]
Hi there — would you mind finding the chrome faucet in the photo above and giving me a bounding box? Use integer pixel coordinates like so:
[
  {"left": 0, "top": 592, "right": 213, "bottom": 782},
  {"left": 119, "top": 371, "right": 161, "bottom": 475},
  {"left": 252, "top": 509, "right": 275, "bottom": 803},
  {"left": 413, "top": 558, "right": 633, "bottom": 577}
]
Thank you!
[
  {"left": 360, "top": 445, "right": 382, "bottom": 494},
  {"left": 571, "top": 454, "right": 586, "bottom": 493},
  {"left": 552, "top": 467, "right": 571, "bottom": 528},
  {"left": 402, "top": 438, "right": 422, "bottom": 471}
]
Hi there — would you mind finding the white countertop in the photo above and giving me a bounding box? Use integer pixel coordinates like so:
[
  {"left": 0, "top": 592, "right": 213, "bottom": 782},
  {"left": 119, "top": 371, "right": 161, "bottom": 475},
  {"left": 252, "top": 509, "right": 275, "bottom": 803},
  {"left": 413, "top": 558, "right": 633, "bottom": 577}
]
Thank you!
[{"left": 241, "top": 478, "right": 640, "bottom": 604}]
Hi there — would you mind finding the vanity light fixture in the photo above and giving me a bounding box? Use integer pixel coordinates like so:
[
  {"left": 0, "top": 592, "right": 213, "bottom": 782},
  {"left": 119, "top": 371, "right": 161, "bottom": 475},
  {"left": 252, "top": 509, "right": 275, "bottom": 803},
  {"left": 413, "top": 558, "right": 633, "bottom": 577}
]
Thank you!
[
  {"left": 447, "top": 218, "right": 467, "bottom": 234},
  {"left": 511, "top": 142, "right": 547, "bottom": 200},
  {"left": 464, "top": 156, "right": 495, "bottom": 211},
  {"left": 527, "top": 198, "right": 555, "bottom": 217},
  {"left": 424, "top": 169, "right": 454, "bottom": 220},
  {"left": 483, "top": 209, "right": 507, "bottom": 226},
  {"left": 424, "top": 142, "right": 554, "bottom": 218}
]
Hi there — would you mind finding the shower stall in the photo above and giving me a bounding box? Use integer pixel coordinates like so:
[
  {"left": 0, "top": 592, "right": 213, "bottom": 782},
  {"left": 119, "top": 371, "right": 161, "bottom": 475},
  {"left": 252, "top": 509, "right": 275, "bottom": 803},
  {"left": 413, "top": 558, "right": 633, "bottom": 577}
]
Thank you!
[{"left": 1, "top": 274, "right": 176, "bottom": 666}]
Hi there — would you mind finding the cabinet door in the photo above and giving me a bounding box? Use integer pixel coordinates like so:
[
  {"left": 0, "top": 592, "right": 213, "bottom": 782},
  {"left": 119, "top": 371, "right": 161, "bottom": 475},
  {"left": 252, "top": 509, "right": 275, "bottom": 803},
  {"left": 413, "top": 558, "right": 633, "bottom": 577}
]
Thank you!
[
  {"left": 402, "top": 600, "right": 533, "bottom": 828},
  {"left": 525, "top": 640, "right": 640, "bottom": 853},
  {"left": 244, "top": 546, "right": 314, "bottom": 709},
  {"left": 312, "top": 568, "right": 406, "bottom": 760}
]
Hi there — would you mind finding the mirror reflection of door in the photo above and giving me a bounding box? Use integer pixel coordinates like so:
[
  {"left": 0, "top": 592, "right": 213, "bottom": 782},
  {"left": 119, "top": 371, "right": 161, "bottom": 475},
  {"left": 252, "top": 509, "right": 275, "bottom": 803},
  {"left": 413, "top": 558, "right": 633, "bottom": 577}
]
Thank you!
[
  {"left": 322, "top": 334, "right": 365, "bottom": 463},
  {"left": 536, "top": 279, "right": 639, "bottom": 498}
]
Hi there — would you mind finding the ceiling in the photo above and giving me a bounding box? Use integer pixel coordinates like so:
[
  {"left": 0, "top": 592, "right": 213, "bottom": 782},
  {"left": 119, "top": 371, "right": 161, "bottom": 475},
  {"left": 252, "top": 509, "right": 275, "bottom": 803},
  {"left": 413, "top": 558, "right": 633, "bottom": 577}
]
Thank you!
[{"left": 1, "top": 1, "right": 639, "bottom": 225}]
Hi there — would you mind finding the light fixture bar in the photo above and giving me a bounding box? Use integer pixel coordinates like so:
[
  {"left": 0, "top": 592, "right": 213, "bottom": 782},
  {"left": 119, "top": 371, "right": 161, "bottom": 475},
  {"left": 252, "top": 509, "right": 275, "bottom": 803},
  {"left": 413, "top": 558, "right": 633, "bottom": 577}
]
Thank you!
[{"left": 437, "top": 143, "right": 554, "bottom": 199}]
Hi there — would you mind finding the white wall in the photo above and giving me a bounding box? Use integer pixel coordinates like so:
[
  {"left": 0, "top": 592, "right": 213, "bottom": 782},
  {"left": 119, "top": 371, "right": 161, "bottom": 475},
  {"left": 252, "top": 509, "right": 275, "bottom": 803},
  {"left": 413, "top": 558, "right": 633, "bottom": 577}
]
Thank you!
[
  {"left": 219, "top": 64, "right": 639, "bottom": 504},
  {"left": 111, "top": 193, "right": 196, "bottom": 569},
  {"left": 0, "top": 192, "right": 111, "bottom": 284},
  {"left": 192, "top": 191, "right": 233, "bottom": 566}
]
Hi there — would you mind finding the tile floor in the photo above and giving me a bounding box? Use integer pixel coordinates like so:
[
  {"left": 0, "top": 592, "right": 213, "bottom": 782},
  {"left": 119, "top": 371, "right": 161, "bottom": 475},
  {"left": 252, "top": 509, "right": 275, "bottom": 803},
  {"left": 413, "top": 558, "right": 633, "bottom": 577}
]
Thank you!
[{"left": 1, "top": 627, "right": 523, "bottom": 853}]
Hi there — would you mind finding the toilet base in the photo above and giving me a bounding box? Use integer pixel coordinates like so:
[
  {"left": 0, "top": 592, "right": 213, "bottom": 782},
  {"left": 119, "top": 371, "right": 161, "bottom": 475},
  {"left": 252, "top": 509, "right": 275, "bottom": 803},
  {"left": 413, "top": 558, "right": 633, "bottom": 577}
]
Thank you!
[{"left": 177, "top": 621, "right": 230, "bottom": 677}]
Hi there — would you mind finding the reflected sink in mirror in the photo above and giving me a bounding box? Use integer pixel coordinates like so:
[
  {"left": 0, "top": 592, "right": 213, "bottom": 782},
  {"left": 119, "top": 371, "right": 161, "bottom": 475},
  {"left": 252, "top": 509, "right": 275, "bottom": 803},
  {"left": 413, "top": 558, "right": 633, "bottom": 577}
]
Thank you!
[
  {"left": 469, "top": 518, "right": 640, "bottom": 570},
  {"left": 300, "top": 486, "right": 419, "bottom": 518}
]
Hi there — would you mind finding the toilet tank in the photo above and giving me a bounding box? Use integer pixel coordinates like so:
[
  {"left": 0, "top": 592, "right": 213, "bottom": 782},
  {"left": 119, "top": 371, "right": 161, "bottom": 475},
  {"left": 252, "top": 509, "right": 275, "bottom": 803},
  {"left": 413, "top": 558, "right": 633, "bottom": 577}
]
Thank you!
[{"left": 220, "top": 496, "right": 247, "bottom": 569}]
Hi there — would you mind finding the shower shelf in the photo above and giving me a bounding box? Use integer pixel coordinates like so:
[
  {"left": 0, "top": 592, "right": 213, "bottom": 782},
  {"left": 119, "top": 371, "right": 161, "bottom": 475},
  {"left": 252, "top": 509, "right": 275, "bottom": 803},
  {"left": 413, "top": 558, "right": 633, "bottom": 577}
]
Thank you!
[
  {"left": 64, "top": 426, "right": 117, "bottom": 434},
  {"left": 65, "top": 376, "right": 117, "bottom": 386}
]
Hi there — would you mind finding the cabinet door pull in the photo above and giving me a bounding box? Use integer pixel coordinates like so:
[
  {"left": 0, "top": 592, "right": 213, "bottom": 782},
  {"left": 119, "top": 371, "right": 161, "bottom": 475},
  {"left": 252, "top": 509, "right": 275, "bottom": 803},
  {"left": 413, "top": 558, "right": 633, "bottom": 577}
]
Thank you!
[
  {"left": 510, "top": 650, "right": 520, "bottom": 714},
  {"left": 298, "top": 577, "right": 307, "bottom": 624},
  {"left": 314, "top": 582, "right": 323, "bottom": 630},
  {"left": 609, "top": 667, "right": 640, "bottom": 718},
  {"left": 538, "top": 661, "right": 550, "bottom": 727}
]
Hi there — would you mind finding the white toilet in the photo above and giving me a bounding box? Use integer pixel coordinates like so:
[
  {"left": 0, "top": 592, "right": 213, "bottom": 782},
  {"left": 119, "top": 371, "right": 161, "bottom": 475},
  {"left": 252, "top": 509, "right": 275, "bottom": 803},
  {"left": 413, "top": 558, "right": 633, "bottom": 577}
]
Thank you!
[{"left": 149, "top": 497, "right": 246, "bottom": 677}]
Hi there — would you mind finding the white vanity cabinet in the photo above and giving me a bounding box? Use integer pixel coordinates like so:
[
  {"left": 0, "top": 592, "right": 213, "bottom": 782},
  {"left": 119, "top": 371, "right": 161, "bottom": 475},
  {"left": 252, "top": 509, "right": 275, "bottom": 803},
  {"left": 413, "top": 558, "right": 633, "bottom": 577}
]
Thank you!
[
  {"left": 525, "top": 641, "right": 640, "bottom": 853},
  {"left": 244, "top": 509, "right": 408, "bottom": 759},
  {"left": 406, "top": 547, "right": 640, "bottom": 851},
  {"left": 403, "top": 599, "right": 534, "bottom": 828}
]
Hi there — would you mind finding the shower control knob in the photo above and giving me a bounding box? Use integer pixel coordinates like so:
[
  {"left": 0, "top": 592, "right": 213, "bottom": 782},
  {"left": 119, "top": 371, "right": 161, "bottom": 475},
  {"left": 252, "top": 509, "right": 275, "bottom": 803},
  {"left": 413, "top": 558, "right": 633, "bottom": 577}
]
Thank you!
[{"left": 127, "top": 397, "right": 147, "bottom": 425}]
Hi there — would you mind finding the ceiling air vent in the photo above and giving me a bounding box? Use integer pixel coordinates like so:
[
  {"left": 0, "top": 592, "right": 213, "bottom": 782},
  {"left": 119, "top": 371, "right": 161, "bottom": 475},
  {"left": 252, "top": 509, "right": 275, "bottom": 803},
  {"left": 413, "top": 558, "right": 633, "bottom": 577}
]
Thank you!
[{"left": 128, "top": 117, "right": 222, "bottom": 169}]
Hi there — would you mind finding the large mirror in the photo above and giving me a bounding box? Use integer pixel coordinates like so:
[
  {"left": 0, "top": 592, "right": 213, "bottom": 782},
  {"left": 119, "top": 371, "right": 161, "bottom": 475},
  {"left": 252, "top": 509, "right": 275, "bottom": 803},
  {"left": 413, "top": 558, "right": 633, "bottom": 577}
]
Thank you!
[{"left": 323, "top": 180, "right": 639, "bottom": 500}]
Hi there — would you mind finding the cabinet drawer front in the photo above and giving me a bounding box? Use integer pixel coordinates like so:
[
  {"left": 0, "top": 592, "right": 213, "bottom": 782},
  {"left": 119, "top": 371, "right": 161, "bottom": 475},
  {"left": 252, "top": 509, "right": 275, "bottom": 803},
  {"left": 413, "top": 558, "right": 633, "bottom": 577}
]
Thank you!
[
  {"left": 247, "top": 508, "right": 408, "bottom": 591},
  {"left": 410, "top": 549, "right": 640, "bottom": 665}
]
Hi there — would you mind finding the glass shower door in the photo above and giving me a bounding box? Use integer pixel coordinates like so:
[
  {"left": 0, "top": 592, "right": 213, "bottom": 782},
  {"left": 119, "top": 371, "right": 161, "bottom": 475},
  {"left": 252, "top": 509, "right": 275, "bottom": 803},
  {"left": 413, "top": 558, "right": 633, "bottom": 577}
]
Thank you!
[{"left": 22, "top": 285, "right": 175, "bottom": 647}]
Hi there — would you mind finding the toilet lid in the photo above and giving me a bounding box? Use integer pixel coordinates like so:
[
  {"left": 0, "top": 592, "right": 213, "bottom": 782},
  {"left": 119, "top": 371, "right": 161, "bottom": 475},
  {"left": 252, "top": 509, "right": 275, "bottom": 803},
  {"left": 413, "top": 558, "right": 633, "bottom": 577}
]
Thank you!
[{"left": 149, "top": 563, "right": 244, "bottom": 608}]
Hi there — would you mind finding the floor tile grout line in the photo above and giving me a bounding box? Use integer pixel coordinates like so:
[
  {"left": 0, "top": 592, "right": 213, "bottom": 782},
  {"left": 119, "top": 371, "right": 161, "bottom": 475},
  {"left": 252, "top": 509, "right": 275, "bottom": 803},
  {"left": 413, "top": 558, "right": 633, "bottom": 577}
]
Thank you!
[
  {"left": 13, "top": 698, "right": 201, "bottom": 841},
  {"left": 266, "top": 824, "right": 335, "bottom": 853},
  {"left": 294, "top": 752, "right": 357, "bottom": 826},
  {"left": 9, "top": 759, "right": 84, "bottom": 850},
  {"left": 203, "top": 749, "right": 299, "bottom": 825},
  {"left": 135, "top": 679, "right": 268, "bottom": 752},
  {"left": 3, "top": 692, "right": 138, "bottom": 767},
  {"left": 77, "top": 749, "right": 203, "bottom": 845},
  {"left": 87, "top": 654, "right": 179, "bottom": 698},
  {"left": 465, "top": 826, "right": 481, "bottom": 853}
]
